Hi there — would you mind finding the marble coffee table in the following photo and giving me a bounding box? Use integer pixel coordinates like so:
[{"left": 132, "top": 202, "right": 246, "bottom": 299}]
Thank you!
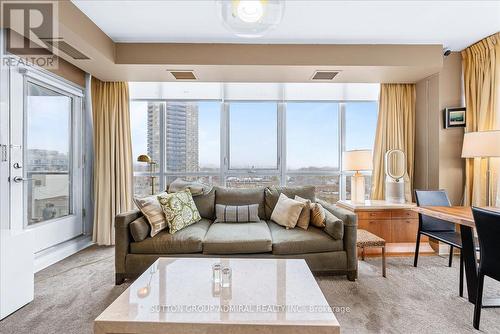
[{"left": 94, "top": 258, "right": 340, "bottom": 334}]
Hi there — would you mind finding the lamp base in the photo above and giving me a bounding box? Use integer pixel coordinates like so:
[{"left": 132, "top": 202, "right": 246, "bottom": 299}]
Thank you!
[{"left": 351, "top": 173, "right": 366, "bottom": 203}]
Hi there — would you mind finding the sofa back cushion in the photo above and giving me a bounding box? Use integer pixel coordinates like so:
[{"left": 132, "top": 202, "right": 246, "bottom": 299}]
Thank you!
[
  {"left": 214, "top": 187, "right": 266, "bottom": 219},
  {"left": 193, "top": 188, "right": 216, "bottom": 220},
  {"left": 264, "top": 186, "right": 316, "bottom": 220}
]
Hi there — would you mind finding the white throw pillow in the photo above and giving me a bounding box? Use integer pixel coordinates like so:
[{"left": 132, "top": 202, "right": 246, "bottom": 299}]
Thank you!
[{"left": 271, "top": 193, "right": 305, "bottom": 229}]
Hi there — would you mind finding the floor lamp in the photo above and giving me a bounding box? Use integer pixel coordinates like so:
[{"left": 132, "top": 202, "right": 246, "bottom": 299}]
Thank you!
[
  {"left": 461, "top": 130, "right": 500, "bottom": 206},
  {"left": 137, "top": 154, "right": 157, "bottom": 195}
]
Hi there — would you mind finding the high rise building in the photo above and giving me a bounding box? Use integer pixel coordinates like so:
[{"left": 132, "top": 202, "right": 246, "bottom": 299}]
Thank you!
[{"left": 146, "top": 101, "right": 199, "bottom": 174}]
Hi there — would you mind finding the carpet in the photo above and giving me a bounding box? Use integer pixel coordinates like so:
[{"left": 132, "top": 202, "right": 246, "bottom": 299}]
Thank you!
[{"left": 0, "top": 246, "right": 499, "bottom": 334}]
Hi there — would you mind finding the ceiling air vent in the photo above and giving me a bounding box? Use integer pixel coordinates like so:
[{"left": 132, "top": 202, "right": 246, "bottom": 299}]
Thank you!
[
  {"left": 311, "top": 71, "right": 339, "bottom": 81},
  {"left": 42, "top": 39, "right": 90, "bottom": 60},
  {"left": 169, "top": 70, "right": 197, "bottom": 80}
]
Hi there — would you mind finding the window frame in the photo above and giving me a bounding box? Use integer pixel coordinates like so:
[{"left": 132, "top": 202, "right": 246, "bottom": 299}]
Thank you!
[{"left": 129, "top": 97, "right": 378, "bottom": 200}]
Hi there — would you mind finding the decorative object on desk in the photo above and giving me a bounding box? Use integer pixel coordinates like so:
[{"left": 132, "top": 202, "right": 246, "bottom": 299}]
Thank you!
[
  {"left": 444, "top": 107, "right": 466, "bottom": 128},
  {"left": 461, "top": 130, "right": 500, "bottom": 207},
  {"left": 343, "top": 150, "right": 373, "bottom": 203},
  {"left": 384, "top": 149, "right": 408, "bottom": 204},
  {"left": 137, "top": 154, "right": 157, "bottom": 195}
]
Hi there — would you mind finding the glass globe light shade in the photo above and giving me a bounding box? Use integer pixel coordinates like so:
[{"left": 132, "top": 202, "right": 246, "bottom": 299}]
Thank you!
[{"left": 217, "top": 0, "right": 285, "bottom": 38}]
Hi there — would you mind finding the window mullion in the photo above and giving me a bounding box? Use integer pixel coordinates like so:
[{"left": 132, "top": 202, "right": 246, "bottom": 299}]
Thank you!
[
  {"left": 279, "top": 101, "right": 286, "bottom": 186},
  {"left": 339, "top": 102, "right": 346, "bottom": 200},
  {"left": 159, "top": 101, "right": 166, "bottom": 191}
]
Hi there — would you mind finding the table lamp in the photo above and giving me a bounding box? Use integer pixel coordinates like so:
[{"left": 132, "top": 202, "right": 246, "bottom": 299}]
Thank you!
[
  {"left": 343, "top": 150, "right": 373, "bottom": 203},
  {"left": 461, "top": 130, "right": 500, "bottom": 206},
  {"left": 137, "top": 154, "right": 157, "bottom": 195}
]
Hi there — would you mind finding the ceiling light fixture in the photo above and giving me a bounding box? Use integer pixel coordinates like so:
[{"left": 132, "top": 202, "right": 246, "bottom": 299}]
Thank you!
[{"left": 217, "top": 0, "right": 285, "bottom": 38}]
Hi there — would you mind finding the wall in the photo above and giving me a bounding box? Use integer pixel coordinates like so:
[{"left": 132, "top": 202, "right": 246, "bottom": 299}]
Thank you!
[
  {"left": 48, "top": 57, "right": 86, "bottom": 87},
  {"left": 414, "top": 53, "right": 464, "bottom": 205}
]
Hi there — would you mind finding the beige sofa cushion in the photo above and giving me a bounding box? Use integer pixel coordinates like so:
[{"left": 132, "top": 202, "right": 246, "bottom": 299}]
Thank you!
[
  {"left": 133, "top": 192, "right": 168, "bottom": 237},
  {"left": 264, "top": 186, "right": 316, "bottom": 220},
  {"left": 203, "top": 221, "right": 272, "bottom": 254},
  {"left": 130, "top": 219, "right": 211, "bottom": 254},
  {"left": 192, "top": 188, "right": 215, "bottom": 220},
  {"left": 271, "top": 193, "right": 304, "bottom": 229},
  {"left": 310, "top": 203, "right": 326, "bottom": 228},
  {"left": 294, "top": 195, "right": 311, "bottom": 230},
  {"left": 266, "top": 221, "right": 343, "bottom": 255}
]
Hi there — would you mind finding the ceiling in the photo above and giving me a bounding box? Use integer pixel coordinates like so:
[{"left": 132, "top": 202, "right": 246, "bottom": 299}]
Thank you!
[{"left": 72, "top": 0, "right": 500, "bottom": 51}]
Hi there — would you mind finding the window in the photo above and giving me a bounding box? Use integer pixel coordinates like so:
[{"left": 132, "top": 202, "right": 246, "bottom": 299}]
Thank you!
[
  {"left": 345, "top": 102, "right": 378, "bottom": 151},
  {"left": 26, "top": 82, "right": 72, "bottom": 225},
  {"left": 129, "top": 83, "right": 379, "bottom": 201},
  {"left": 130, "top": 100, "right": 221, "bottom": 196},
  {"left": 164, "top": 101, "right": 220, "bottom": 173},
  {"left": 343, "top": 102, "right": 378, "bottom": 200},
  {"left": 229, "top": 102, "right": 278, "bottom": 170},
  {"left": 286, "top": 102, "right": 339, "bottom": 171}
]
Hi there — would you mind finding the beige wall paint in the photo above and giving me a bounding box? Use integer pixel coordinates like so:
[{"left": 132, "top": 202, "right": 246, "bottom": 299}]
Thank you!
[
  {"left": 438, "top": 53, "right": 464, "bottom": 205},
  {"left": 2, "top": 2, "right": 444, "bottom": 83},
  {"left": 414, "top": 53, "right": 464, "bottom": 205}
]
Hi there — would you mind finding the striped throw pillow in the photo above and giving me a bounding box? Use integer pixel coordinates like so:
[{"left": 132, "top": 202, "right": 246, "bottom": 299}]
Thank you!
[
  {"left": 215, "top": 204, "right": 260, "bottom": 223},
  {"left": 133, "top": 192, "right": 168, "bottom": 237}
]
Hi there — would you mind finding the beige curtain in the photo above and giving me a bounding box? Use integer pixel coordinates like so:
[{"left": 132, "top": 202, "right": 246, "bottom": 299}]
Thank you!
[
  {"left": 371, "top": 84, "right": 416, "bottom": 200},
  {"left": 462, "top": 32, "right": 500, "bottom": 207},
  {"left": 91, "top": 78, "right": 133, "bottom": 245}
]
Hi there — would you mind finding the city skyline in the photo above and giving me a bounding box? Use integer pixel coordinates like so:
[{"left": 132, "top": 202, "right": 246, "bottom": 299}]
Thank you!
[{"left": 131, "top": 101, "right": 377, "bottom": 171}]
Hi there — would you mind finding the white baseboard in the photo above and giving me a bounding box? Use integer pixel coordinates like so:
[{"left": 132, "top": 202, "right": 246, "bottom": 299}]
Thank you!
[{"left": 34, "top": 235, "right": 94, "bottom": 273}]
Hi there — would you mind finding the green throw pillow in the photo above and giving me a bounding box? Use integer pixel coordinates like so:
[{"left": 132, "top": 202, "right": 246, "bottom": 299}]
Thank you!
[{"left": 158, "top": 189, "right": 201, "bottom": 234}]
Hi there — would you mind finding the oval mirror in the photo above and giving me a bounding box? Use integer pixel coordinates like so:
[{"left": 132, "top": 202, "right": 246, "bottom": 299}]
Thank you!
[{"left": 385, "top": 149, "right": 406, "bottom": 180}]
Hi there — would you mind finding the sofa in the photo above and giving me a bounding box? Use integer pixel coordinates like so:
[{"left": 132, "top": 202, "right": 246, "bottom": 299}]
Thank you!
[{"left": 115, "top": 186, "right": 358, "bottom": 284}]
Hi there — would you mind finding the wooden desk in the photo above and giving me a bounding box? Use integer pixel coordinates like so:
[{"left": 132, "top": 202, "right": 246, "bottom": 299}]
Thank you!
[
  {"left": 412, "top": 206, "right": 500, "bottom": 308},
  {"left": 337, "top": 200, "right": 432, "bottom": 255}
]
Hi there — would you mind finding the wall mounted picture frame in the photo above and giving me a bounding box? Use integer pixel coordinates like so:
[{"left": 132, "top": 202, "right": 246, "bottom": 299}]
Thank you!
[{"left": 444, "top": 107, "right": 466, "bottom": 128}]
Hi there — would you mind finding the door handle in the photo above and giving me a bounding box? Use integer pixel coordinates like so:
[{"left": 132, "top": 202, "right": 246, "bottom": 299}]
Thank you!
[
  {"left": 13, "top": 162, "right": 22, "bottom": 169},
  {"left": 11, "top": 176, "right": 33, "bottom": 183}
]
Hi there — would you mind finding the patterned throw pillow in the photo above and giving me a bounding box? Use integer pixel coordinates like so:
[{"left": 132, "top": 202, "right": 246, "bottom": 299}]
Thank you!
[
  {"left": 215, "top": 204, "right": 260, "bottom": 223},
  {"left": 157, "top": 189, "right": 201, "bottom": 234},
  {"left": 310, "top": 202, "right": 326, "bottom": 228},
  {"left": 133, "top": 192, "right": 168, "bottom": 237}
]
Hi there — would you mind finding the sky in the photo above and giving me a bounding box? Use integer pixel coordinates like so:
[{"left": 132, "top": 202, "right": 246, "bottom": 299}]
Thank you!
[
  {"left": 130, "top": 100, "right": 378, "bottom": 171},
  {"left": 27, "top": 96, "right": 71, "bottom": 154}
]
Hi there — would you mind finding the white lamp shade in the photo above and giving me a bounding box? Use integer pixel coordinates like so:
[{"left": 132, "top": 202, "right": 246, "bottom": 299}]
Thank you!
[
  {"left": 343, "top": 150, "right": 373, "bottom": 171},
  {"left": 461, "top": 130, "right": 500, "bottom": 158}
]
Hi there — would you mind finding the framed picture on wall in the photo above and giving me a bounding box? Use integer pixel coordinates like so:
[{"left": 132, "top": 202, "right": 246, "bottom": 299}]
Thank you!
[{"left": 444, "top": 107, "right": 466, "bottom": 128}]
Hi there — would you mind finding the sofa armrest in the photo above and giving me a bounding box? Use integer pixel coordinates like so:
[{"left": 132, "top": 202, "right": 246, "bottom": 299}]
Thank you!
[
  {"left": 115, "top": 209, "right": 142, "bottom": 283},
  {"left": 317, "top": 199, "right": 358, "bottom": 274}
]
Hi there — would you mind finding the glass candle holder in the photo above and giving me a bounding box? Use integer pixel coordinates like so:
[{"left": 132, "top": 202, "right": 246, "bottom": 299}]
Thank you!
[
  {"left": 212, "top": 263, "right": 222, "bottom": 284},
  {"left": 221, "top": 267, "right": 232, "bottom": 288}
]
